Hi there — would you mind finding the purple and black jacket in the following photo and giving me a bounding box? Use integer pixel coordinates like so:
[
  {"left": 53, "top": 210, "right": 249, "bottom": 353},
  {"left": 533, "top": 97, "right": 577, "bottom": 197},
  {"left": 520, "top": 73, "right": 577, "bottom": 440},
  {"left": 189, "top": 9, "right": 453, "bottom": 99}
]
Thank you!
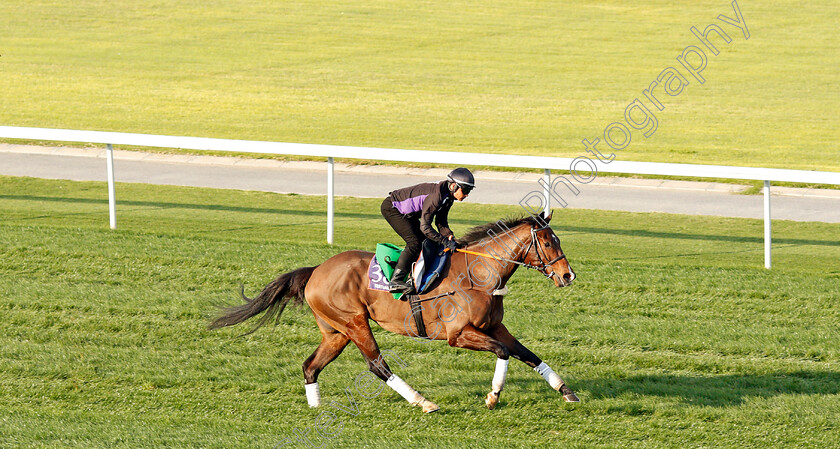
[{"left": 386, "top": 181, "right": 454, "bottom": 245}]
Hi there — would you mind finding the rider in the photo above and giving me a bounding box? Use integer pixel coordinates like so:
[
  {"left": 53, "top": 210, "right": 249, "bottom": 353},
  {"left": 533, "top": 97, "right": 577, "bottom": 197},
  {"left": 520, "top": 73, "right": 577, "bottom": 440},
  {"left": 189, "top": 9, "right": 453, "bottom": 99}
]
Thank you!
[{"left": 380, "top": 167, "right": 475, "bottom": 293}]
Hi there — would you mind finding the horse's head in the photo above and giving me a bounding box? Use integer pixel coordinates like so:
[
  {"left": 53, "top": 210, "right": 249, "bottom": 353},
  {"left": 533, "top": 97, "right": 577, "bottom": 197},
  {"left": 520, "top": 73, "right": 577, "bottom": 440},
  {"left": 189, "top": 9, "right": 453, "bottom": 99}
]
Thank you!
[{"left": 525, "top": 211, "right": 575, "bottom": 288}]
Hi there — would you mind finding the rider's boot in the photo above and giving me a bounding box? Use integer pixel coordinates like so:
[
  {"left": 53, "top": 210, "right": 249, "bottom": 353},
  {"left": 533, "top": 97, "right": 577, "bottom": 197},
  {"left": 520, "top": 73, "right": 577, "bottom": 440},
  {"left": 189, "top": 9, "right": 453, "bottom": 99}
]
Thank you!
[{"left": 389, "top": 268, "right": 413, "bottom": 294}]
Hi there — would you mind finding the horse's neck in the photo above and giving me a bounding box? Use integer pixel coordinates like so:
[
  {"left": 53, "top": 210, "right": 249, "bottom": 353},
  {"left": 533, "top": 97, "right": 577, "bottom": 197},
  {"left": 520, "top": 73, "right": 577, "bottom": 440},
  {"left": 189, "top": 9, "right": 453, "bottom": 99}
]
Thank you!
[{"left": 468, "top": 224, "right": 532, "bottom": 279}]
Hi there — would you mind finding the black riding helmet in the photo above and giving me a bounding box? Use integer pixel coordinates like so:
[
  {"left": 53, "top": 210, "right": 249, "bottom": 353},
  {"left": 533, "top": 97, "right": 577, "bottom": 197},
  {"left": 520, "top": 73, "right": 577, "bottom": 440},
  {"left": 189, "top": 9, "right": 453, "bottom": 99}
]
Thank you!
[{"left": 447, "top": 167, "right": 475, "bottom": 194}]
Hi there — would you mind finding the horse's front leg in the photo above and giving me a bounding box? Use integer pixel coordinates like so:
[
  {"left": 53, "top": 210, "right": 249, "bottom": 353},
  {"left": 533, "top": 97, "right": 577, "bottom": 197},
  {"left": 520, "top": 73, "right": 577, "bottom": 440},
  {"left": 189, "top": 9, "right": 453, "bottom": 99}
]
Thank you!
[
  {"left": 488, "top": 323, "right": 580, "bottom": 406},
  {"left": 446, "top": 324, "right": 512, "bottom": 409}
]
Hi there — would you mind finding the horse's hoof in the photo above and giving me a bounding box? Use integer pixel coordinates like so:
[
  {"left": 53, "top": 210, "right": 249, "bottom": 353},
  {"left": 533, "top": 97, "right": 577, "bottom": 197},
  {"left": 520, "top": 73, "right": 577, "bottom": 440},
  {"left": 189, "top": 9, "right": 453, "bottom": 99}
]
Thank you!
[
  {"left": 485, "top": 391, "right": 500, "bottom": 410},
  {"left": 559, "top": 384, "right": 580, "bottom": 403},
  {"left": 418, "top": 399, "right": 440, "bottom": 413}
]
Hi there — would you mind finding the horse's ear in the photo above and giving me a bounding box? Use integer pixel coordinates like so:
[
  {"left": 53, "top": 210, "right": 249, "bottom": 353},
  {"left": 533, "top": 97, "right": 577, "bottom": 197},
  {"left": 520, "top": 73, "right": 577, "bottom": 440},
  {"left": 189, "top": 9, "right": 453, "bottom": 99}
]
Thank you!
[{"left": 542, "top": 210, "right": 553, "bottom": 223}]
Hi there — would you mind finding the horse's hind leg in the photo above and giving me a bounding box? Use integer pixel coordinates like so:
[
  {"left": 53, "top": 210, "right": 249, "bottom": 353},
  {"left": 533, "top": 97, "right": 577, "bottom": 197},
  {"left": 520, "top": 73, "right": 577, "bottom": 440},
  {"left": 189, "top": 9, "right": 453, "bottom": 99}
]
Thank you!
[
  {"left": 302, "top": 316, "right": 351, "bottom": 407},
  {"left": 489, "top": 323, "right": 579, "bottom": 404},
  {"left": 345, "top": 314, "right": 439, "bottom": 413}
]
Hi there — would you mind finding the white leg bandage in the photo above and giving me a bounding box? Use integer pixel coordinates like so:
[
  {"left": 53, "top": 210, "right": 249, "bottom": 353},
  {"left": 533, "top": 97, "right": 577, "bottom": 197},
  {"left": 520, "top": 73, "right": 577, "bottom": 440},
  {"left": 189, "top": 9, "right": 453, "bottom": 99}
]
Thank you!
[
  {"left": 491, "top": 358, "right": 509, "bottom": 394},
  {"left": 492, "top": 286, "right": 509, "bottom": 296},
  {"left": 305, "top": 382, "right": 321, "bottom": 407},
  {"left": 534, "top": 362, "right": 565, "bottom": 390},
  {"left": 386, "top": 374, "right": 423, "bottom": 405}
]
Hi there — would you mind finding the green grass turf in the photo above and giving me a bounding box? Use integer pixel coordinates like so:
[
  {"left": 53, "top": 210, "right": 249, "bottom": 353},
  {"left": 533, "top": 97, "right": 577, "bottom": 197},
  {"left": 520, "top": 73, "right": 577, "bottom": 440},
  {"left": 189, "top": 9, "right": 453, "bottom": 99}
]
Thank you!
[
  {"left": 1, "top": 175, "right": 839, "bottom": 448},
  {"left": 1, "top": 1, "right": 838, "bottom": 172}
]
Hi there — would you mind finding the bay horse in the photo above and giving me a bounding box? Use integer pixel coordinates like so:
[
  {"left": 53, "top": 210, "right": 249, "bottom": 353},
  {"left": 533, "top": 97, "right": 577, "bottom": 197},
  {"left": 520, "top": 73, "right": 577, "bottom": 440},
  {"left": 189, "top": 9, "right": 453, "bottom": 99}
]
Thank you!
[{"left": 210, "top": 212, "right": 579, "bottom": 412}]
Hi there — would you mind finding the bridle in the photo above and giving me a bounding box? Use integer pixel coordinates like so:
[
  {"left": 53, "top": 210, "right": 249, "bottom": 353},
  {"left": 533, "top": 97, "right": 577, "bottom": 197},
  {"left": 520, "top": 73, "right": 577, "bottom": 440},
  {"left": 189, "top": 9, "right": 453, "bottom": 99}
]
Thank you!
[
  {"left": 525, "top": 224, "right": 567, "bottom": 280},
  {"left": 456, "top": 224, "right": 567, "bottom": 280}
]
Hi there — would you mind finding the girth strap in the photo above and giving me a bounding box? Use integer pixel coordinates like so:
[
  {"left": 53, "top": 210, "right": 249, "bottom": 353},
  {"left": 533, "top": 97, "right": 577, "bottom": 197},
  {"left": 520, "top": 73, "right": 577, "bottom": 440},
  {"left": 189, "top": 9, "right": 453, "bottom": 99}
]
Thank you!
[
  {"left": 406, "top": 291, "right": 455, "bottom": 339},
  {"left": 408, "top": 295, "right": 427, "bottom": 338}
]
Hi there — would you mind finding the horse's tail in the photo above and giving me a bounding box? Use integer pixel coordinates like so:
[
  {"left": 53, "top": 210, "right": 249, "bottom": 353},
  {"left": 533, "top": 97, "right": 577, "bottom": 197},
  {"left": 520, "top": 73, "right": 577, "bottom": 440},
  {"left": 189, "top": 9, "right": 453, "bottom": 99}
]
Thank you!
[{"left": 209, "top": 266, "right": 318, "bottom": 336}]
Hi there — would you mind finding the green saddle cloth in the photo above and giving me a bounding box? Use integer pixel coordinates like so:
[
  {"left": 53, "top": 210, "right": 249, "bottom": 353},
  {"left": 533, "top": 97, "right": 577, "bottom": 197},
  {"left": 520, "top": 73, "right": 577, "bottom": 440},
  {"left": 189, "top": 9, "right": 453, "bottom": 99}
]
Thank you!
[{"left": 375, "top": 243, "right": 405, "bottom": 299}]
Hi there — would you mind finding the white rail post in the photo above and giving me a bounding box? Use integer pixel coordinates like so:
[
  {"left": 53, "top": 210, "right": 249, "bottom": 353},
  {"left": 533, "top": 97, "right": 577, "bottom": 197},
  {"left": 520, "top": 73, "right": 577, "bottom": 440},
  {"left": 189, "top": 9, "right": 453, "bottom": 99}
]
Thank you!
[
  {"left": 763, "top": 180, "right": 771, "bottom": 269},
  {"left": 543, "top": 169, "right": 551, "bottom": 215},
  {"left": 327, "top": 157, "right": 334, "bottom": 245},
  {"left": 106, "top": 144, "right": 117, "bottom": 229}
]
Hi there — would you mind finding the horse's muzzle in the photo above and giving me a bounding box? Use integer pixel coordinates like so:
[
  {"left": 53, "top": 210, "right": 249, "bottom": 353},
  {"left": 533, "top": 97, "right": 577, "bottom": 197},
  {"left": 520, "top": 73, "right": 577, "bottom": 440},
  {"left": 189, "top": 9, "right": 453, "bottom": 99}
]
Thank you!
[{"left": 552, "top": 270, "right": 575, "bottom": 287}]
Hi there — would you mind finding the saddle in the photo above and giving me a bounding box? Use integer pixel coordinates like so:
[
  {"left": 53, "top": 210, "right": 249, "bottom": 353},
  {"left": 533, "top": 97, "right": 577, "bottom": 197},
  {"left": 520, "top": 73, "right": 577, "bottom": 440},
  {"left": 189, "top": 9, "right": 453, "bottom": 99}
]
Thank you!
[
  {"left": 369, "top": 240, "right": 450, "bottom": 299},
  {"left": 412, "top": 239, "right": 450, "bottom": 294}
]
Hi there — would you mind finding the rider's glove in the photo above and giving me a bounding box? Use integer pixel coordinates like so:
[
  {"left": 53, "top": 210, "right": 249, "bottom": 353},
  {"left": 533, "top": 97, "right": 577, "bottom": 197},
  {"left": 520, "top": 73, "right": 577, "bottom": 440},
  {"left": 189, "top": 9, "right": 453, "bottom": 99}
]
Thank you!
[{"left": 445, "top": 239, "right": 459, "bottom": 252}]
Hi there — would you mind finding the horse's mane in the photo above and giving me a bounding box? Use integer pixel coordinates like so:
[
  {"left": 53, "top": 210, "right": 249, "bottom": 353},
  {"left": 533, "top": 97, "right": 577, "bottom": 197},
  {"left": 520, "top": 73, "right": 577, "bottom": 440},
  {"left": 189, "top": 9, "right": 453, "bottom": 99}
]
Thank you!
[{"left": 458, "top": 215, "right": 542, "bottom": 245}]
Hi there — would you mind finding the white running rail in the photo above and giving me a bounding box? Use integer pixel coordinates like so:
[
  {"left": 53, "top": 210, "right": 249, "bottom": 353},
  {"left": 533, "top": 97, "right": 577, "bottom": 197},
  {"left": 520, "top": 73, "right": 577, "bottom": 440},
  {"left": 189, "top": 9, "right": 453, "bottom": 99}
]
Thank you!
[{"left": 2, "top": 126, "right": 839, "bottom": 268}]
